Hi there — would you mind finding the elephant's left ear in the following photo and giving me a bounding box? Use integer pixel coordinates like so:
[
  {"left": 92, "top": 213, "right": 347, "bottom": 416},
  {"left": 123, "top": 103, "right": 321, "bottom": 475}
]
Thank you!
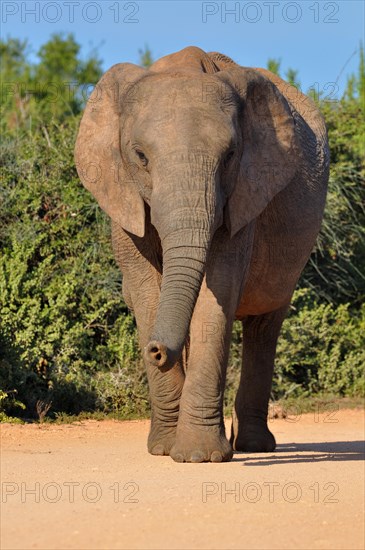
[{"left": 222, "top": 68, "right": 299, "bottom": 237}]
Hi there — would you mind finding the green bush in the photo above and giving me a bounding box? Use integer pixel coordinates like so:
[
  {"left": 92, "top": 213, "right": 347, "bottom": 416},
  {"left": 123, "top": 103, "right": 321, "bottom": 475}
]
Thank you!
[
  {"left": 0, "top": 120, "right": 148, "bottom": 418},
  {"left": 274, "top": 290, "right": 364, "bottom": 398},
  {"left": 226, "top": 291, "right": 365, "bottom": 411},
  {"left": 301, "top": 99, "right": 365, "bottom": 305}
]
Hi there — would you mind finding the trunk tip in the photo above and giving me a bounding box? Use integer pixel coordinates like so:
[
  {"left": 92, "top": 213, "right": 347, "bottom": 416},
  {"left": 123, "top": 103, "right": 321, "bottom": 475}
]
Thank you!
[
  {"left": 144, "top": 340, "right": 178, "bottom": 370},
  {"left": 144, "top": 340, "right": 168, "bottom": 368}
]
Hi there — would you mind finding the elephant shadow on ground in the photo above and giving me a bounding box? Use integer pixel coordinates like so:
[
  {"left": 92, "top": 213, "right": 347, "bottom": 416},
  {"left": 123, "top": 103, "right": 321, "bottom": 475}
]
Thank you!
[{"left": 232, "top": 440, "right": 365, "bottom": 465}]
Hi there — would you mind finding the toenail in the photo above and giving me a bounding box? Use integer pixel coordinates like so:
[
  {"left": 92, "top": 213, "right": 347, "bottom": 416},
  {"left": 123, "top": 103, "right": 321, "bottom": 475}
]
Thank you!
[
  {"left": 151, "top": 444, "right": 165, "bottom": 455},
  {"left": 173, "top": 453, "right": 184, "bottom": 463},
  {"left": 191, "top": 451, "right": 205, "bottom": 463},
  {"left": 211, "top": 451, "right": 223, "bottom": 462}
]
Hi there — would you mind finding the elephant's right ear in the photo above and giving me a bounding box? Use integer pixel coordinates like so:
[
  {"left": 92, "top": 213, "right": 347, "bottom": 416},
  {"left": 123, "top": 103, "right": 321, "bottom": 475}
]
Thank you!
[{"left": 75, "top": 63, "right": 146, "bottom": 237}]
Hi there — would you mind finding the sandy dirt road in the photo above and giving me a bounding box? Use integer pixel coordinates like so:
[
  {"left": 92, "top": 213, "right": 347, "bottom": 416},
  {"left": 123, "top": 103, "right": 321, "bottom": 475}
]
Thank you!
[{"left": 1, "top": 408, "right": 364, "bottom": 550}]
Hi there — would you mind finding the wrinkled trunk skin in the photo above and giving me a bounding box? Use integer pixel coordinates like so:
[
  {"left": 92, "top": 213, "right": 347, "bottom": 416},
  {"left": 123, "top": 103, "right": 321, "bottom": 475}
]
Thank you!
[
  {"left": 144, "top": 154, "right": 220, "bottom": 370},
  {"left": 146, "top": 229, "right": 211, "bottom": 368}
]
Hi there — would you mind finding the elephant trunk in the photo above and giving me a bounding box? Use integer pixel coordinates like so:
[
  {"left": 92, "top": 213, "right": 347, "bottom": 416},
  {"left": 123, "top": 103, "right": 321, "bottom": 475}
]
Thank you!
[
  {"left": 145, "top": 229, "right": 211, "bottom": 368},
  {"left": 144, "top": 154, "right": 220, "bottom": 370}
]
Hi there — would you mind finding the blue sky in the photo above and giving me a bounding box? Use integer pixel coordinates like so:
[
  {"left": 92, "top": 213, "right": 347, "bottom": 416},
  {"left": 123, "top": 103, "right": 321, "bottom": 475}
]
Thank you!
[{"left": 2, "top": 1, "right": 364, "bottom": 97}]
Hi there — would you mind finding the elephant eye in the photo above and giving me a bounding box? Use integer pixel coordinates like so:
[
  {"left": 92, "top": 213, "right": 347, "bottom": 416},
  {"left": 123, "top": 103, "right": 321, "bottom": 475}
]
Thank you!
[
  {"left": 224, "top": 150, "right": 235, "bottom": 167},
  {"left": 135, "top": 149, "right": 148, "bottom": 167}
]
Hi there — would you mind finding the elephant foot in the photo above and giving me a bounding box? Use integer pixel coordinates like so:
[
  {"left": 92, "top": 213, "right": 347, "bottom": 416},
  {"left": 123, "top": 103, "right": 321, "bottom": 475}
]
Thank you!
[
  {"left": 170, "top": 427, "right": 233, "bottom": 463},
  {"left": 230, "top": 420, "right": 276, "bottom": 452},
  {"left": 148, "top": 423, "right": 176, "bottom": 456}
]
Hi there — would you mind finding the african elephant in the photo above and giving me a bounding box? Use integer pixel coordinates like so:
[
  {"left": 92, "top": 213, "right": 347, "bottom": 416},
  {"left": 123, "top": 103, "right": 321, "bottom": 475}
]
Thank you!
[{"left": 75, "top": 46, "right": 329, "bottom": 463}]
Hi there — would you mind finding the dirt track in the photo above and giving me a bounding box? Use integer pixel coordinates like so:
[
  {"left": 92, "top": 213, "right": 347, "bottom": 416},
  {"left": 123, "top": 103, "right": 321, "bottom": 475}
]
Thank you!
[{"left": 1, "top": 409, "right": 364, "bottom": 550}]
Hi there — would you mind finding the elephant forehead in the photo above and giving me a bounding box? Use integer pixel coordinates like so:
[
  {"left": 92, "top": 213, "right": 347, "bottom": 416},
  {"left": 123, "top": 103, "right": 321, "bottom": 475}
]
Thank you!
[
  {"left": 132, "top": 107, "right": 235, "bottom": 154},
  {"left": 130, "top": 86, "right": 235, "bottom": 147},
  {"left": 130, "top": 73, "right": 237, "bottom": 112}
]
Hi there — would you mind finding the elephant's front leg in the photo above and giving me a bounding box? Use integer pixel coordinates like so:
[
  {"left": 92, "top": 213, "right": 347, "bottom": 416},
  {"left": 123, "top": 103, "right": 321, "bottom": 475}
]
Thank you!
[
  {"left": 112, "top": 223, "right": 185, "bottom": 456},
  {"left": 169, "top": 286, "right": 234, "bottom": 463},
  {"left": 145, "top": 349, "right": 185, "bottom": 455},
  {"left": 125, "top": 280, "right": 185, "bottom": 457},
  {"left": 170, "top": 225, "right": 254, "bottom": 463}
]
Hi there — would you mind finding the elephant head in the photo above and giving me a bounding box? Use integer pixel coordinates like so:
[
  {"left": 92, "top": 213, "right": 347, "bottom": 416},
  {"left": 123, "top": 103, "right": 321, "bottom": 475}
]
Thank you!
[{"left": 75, "top": 47, "right": 298, "bottom": 371}]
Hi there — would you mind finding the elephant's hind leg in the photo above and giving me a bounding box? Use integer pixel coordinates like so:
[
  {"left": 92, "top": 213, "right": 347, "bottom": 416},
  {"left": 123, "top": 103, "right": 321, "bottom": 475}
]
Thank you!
[{"left": 231, "top": 305, "right": 289, "bottom": 452}]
